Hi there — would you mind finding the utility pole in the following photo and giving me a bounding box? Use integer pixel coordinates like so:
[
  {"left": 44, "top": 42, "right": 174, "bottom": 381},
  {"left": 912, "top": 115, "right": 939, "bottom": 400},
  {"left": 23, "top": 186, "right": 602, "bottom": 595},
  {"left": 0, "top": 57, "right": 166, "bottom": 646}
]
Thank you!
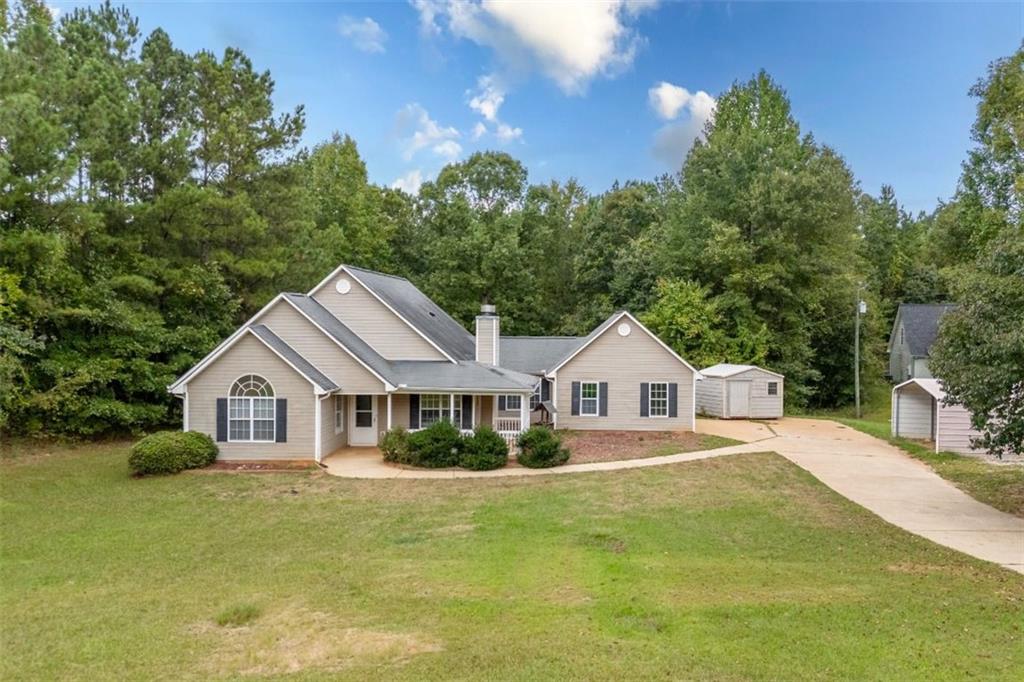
[{"left": 854, "top": 284, "right": 865, "bottom": 419}]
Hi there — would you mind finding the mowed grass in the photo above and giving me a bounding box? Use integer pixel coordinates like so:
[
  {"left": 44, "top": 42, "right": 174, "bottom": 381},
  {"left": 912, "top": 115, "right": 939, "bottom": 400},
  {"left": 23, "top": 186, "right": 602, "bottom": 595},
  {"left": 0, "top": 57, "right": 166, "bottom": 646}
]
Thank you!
[
  {"left": 2, "top": 442, "right": 1023, "bottom": 680},
  {"left": 835, "top": 418, "right": 1024, "bottom": 518}
]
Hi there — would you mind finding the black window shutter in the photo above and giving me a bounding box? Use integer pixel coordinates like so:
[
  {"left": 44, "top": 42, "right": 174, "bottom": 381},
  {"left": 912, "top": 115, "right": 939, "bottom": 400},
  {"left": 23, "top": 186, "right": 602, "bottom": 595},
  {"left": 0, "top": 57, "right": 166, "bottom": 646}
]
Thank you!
[
  {"left": 668, "top": 383, "right": 678, "bottom": 418},
  {"left": 571, "top": 381, "right": 580, "bottom": 416},
  {"left": 216, "top": 398, "right": 228, "bottom": 442},
  {"left": 409, "top": 394, "right": 420, "bottom": 429},
  {"left": 275, "top": 398, "right": 287, "bottom": 442},
  {"left": 541, "top": 380, "right": 550, "bottom": 402},
  {"left": 599, "top": 382, "right": 608, "bottom": 417},
  {"left": 640, "top": 383, "right": 649, "bottom": 417},
  {"left": 461, "top": 395, "right": 473, "bottom": 430},
  {"left": 498, "top": 395, "right": 506, "bottom": 411}
]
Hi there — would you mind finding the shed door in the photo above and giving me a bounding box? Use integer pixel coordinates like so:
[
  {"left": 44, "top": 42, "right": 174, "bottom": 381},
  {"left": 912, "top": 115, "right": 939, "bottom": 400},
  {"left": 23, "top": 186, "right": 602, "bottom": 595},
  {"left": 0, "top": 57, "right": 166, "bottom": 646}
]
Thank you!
[{"left": 727, "top": 381, "right": 750, "bottom": 418}]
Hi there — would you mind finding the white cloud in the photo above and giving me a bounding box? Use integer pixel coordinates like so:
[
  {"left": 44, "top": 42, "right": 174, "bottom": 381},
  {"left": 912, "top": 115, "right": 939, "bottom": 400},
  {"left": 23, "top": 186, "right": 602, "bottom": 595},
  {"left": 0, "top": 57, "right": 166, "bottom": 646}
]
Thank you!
[
  {"left": 468, "top": 74, "right": 505, "bottom": 122},
  {"left": 649, "top": 83, "right": 716, "bottom": 168},
  {"left": 395, "top": 103, "right": 462, "bottom": 161},
  {"left": 417, "top": 0, "right": 658, "bottom": 95},
  {"left": 392, "top": 169, "right": 424, "bottom": 194},
  {"left": 495, "top": 122, "right": 523, "bottom": 143},
  {"left": 46, "top": 4, "right": 61, "bottom": 19},
  {"left": 471, "top": 122, "right": 488, "bottom": 140},
  {"left": 338, "top": 16, "right": 388, "bottom": 53},
  {"left": 433, "top": 139, "right": 463, "bottom": 159}
]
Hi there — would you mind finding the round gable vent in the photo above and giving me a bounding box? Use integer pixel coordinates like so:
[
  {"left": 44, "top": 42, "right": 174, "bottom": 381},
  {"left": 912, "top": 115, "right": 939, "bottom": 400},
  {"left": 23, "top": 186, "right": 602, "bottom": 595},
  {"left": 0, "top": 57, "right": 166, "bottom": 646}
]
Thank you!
[
  {"left": 617, "top": 322, "right": 631, "bottom": 337},
  {"left": 335, "top": 278, "right": 352, "bottom": 294}
]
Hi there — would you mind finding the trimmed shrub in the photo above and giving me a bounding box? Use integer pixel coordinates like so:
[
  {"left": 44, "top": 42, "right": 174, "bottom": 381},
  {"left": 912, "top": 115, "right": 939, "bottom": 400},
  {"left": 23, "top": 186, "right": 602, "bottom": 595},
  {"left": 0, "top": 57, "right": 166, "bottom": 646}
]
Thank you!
[
  {"left": 406, "top": 420, "right": 463, "bottom": 468},
  {"left": 129, "top": 431, "right": 218, "bottom": 476},
  {"left": 517, "top": 426, "right": 570, "bottom": 468},
  {"left": 380, "top": 426, "right": 410, "bottom": 464},
  {"left": 460, "top": 426, "right": 509, "bottom": 471}
]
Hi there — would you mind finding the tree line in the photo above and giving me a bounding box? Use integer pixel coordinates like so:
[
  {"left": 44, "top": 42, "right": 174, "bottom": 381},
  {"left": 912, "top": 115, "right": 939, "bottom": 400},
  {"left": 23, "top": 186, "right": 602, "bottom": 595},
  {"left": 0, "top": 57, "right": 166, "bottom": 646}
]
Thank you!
[{"left": 1, "top": 1, "right": 1020, "bottom": 450}]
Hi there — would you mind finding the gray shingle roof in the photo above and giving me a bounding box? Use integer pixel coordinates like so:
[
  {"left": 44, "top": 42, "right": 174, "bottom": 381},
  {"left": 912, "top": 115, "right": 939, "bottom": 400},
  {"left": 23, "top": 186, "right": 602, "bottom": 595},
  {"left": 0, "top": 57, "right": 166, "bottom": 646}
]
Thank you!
[
  {"left": 498, "top": 336, "right": 585, "bottom": 375},
  {"left": 249, "top": 325, "right": 338, "bottom": 392},
  {"left": 389, "top": 361, "right": 537, "bottom": 392},
  {"left": 896, "top": 304, "right": 958, "bottom": 357},
  {"left": 344, "top": 265, "right": 476, "bottom": 361},
  {"left": 282, "top": 293, "right": 394, "bottom": 382}
]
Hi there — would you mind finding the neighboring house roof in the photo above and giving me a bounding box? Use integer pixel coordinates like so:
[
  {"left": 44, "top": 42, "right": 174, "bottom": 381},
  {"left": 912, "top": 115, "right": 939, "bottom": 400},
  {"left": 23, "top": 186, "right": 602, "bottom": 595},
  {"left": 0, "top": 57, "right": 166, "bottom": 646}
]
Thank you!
[
  {"left": 547, "top": 311, "right": 701, "bottom": 376},
  {"left": 338, "top": 265, "right": 476, "bottom": 361},
  {"left": 389, "top": 361, "right": 537, "bottom": 392},
  {"left": 248, "top": 325, "right": 338, "bottom": 392},
  {"left": 893, "top": 377, "right": 944, "bottom": 401},
  {"left": 499, "top": 336, "right": 584, "bottom": 375},
  {"left": 700, "top": 363, "right": 785, "bottom": 379},
  {"left": 889, "top": 303, "right": 958, "bottom": 357}
]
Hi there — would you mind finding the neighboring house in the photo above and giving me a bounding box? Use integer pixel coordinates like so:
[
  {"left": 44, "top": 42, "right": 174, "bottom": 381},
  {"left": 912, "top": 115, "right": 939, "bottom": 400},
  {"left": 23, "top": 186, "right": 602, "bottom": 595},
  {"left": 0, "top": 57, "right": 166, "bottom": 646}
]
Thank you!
[
  {"left": 696, "top": 364, "right": 784, "bottom": 419},
  {"left": 891, "top": 378, "right": 986, "bottom": 456},
  {"left": 168, "top": 265, "right": 699, "bottom": 462},
  {"left": 887, "top": 303, "right": 958, "bottom": 382}
]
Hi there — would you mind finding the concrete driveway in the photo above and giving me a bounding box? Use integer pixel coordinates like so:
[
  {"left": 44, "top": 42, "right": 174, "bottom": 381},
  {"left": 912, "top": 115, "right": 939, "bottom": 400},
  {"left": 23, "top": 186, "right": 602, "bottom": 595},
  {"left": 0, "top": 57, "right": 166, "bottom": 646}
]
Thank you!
[{"left": 698, "top": 417, "right": 1024, "bottom": 574}]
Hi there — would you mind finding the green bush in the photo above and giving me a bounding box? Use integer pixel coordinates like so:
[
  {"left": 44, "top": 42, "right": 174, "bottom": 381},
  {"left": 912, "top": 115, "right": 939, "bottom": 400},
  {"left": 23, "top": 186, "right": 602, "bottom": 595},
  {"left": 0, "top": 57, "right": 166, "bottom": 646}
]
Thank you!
[
  {"left": 380, "top": 426, "right": 410, "bottom": 464},
  {"left": 129, "top": 431, "right": 218, "bottom": 476},
  {"left": 406, "top": 420, "right": 463, "bottom": 468},
  {"left": 460, "top": 426, "right": 509, "bottom": 470},
  {"left": 517, "top": 426, "right": 570, "bottom": 468}
]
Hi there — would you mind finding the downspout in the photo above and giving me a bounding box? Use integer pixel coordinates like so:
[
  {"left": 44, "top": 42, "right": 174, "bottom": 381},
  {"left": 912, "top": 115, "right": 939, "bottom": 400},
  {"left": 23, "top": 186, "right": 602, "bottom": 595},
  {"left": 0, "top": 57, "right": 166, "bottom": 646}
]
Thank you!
[{"left": 315, "top": 392, "right": 331, "bottom": 467}]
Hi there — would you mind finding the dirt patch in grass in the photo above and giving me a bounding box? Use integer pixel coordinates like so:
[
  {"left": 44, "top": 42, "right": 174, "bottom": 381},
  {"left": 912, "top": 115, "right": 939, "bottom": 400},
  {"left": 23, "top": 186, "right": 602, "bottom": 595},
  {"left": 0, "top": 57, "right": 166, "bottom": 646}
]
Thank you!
[
  {"left": 195, "top": 606, "right": 442, "bottom": 676},
  {"left": 205, "top": 460, "right": 318, "bottom": 472},
  {"left": 561, "top": 430, "right": 740, "bottom": 463}
]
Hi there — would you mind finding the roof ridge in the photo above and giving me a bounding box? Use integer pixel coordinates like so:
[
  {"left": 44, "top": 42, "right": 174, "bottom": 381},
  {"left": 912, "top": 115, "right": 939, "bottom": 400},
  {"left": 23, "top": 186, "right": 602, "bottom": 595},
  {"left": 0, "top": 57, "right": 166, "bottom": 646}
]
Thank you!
[
  {"left": 501, "top": 335, "right": 583, "bottom": 339},
  {"left": 342, "top": 264, "right": 412, "bottom": 283}
]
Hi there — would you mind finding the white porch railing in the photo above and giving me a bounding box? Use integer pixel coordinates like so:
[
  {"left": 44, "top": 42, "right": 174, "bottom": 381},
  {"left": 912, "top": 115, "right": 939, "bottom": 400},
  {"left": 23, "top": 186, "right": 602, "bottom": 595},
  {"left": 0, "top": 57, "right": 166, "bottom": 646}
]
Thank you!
[{"left": 494, "top": 417, "right": 522, "bottom": 449}]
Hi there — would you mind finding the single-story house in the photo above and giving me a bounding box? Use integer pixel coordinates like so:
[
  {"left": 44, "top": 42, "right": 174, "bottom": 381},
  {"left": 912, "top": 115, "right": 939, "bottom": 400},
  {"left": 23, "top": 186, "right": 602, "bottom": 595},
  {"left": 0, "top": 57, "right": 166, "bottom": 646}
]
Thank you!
[
  {"left": 891, "top": 378, "right": 986, "bottom": 456},
  {"left": 695, "top": 364, "right": 784, "bottom": 419},
  {"left": 887, "top": 303, "right": 957, "bottom": 382},
  {"left": 168, "top": 264, "right": 700, "bottom": 461}
]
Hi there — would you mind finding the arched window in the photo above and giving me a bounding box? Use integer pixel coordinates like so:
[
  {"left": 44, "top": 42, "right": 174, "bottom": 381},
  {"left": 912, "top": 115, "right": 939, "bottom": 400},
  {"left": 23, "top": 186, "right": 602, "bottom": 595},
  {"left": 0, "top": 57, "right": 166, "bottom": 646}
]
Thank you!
[{"left": 228, "top": 375, "right": 275, "bottom": 442}]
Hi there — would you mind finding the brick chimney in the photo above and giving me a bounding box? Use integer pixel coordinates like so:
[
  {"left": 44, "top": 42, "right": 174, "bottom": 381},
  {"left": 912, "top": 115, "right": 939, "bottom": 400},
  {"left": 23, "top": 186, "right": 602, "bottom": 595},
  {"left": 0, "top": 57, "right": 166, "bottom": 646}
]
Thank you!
[{"left": 475, "top": 303, "right": 499, "bottom": 365}]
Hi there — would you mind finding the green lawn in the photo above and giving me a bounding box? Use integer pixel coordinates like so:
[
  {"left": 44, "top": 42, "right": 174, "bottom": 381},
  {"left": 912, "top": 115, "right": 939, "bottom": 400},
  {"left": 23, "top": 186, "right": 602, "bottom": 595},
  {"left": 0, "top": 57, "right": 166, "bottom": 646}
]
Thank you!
[
  {"left": 2, "top": 442, "right": 1023, "bottom": 680},
  {"left": 835, "top": 417, "right": 1024, "bottom": 518}
]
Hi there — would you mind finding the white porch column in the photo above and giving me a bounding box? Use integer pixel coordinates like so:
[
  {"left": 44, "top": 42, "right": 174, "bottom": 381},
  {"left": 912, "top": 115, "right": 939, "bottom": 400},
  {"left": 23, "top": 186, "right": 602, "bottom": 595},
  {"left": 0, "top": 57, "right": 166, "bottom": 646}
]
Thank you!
[
  {"left": 520, "top": 393, "right": 528, "bottom": 433},
  {"left": 450, "top": 393, "right": 456, "bottom": 425},
  {"left": 387, "top": 393, "right": 392, "bottom": 431}
]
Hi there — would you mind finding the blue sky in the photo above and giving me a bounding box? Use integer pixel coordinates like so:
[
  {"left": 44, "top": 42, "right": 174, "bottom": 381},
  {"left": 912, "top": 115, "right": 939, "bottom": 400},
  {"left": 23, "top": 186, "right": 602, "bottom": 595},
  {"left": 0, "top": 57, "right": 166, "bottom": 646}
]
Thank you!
[{"left": 53, "top": 1, "right": 1022, "bottom": 213}]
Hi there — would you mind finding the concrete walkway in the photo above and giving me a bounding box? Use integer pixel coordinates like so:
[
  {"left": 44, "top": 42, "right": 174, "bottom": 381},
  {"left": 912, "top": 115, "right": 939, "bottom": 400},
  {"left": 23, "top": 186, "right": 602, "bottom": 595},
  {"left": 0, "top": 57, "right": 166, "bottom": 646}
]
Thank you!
[{"left": 322, "top": 418, "right": 1024, "bottom": 574}]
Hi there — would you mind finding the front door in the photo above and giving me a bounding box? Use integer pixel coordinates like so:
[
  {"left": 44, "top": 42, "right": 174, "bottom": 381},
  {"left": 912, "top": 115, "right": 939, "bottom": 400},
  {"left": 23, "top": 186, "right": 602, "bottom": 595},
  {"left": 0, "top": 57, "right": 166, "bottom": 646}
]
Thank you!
[
  {"left": 349, "top": 395, "right": 377, "bottom": 446},
  {"left": 727, "top": 381, "right": 750, "bottom": 418}
]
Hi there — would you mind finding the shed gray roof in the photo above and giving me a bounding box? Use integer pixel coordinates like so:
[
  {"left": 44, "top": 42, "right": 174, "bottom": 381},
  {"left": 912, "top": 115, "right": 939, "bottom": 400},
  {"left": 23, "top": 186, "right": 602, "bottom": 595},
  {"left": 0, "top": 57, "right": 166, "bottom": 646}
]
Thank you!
[
  {"left": 499, "top": 336, "right": 584, "bottom": 375},
  {"left": 700, "top": 363, "right": 784, "bottom": 379},
  {"left": 344, "top": 265, "right": 476, "bottom": 361},
  {"left": 893, "top": 303, "right": 958, "bottom": 357},
  {"left": 249, "top": 325, "right": 338, "bottom": 392}
]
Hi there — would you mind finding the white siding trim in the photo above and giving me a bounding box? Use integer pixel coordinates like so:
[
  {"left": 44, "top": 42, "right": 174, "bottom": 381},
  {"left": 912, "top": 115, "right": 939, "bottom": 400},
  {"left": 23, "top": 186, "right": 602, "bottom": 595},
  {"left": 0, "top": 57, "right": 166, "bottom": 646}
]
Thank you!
[
  {"left": 314, "top": 394, "right": 323, "bottom": 463},
  {"left": 182, "top": 389, "right": 189, "bottom": 431},
  {"left": 310, "top": 265, "right": 458, "bottom": 364}
]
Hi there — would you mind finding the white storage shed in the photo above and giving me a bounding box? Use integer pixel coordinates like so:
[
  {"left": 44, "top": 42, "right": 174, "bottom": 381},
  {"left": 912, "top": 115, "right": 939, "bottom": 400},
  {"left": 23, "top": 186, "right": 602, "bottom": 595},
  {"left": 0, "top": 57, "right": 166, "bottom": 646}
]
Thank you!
[
  {"left": 891, "top": 378, "right": 987, "bottom": 456},
  {"left": 696, "top": 364, "right": 784, "bottom": 419}
]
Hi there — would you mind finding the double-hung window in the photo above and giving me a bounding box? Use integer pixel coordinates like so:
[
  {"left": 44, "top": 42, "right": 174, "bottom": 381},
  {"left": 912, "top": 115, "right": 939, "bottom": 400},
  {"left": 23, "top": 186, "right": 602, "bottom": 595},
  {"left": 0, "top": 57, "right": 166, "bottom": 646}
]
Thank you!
[
  {"left": 228, "top": 374, "right": 275, "bottom": 442},
  {"left": 419, "top": 394, "right": 463, "bottom": 427},
  {"left": 334, "top": 396, "right": 344, "bottom": 433},
  {"left": 580, "top": 382, "right": 600, "bottom": 416},
  {"left": 649, "top": 382, "right": 668, "bottom": 417},
  {"left": 767, "top": 382, "right": 778, "bottom": 396},
  {"left": 504, "top": 395, "right": 522, "bottom": 411}
]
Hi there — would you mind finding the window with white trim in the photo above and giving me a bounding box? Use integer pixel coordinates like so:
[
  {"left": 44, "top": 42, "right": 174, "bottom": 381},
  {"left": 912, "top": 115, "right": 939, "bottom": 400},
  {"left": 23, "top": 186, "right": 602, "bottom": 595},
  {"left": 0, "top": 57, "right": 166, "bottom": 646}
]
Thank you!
[
  {"left": 649, "top": 382, "right": 668, "bottom": 417},
  {"left": 767, "top": 382, "right": 778, "bottom": 396},
  {"left": 420, "top": 394, "right": 463, "bottom": 428},
  {"left": 530, "top": 383, "right": 542, "bottom": 410},
  {"left": 334, "top": 395, "right": 344, "bottom": 433},
  {"left": 504, "top": 394, "right": 522, "bottom": 411},
  {"left": 580, "top": 382, "right": 599, "bottom": 416},
  {"left": 228, "top": 374, "right": 275, "bottom": 442}
]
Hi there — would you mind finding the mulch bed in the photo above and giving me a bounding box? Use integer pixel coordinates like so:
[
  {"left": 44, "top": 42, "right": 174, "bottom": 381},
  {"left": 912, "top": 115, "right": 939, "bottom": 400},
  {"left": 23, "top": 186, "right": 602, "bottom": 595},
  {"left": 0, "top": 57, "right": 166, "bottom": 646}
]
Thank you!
[
  {"left": 561, "top": 430, "right": 707, "bottom": 464},
  {"left": 205, "top": 460, "right": 319, "bottom": 472}
]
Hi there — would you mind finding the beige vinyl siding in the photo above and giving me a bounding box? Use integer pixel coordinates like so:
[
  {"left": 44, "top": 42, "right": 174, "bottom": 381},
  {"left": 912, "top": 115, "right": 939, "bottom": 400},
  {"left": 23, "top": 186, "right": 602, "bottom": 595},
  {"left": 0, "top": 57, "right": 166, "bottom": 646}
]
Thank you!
[
  {"left": 889, "top": 322, "right": 911, "bottom": 381},
  {"left": 892, "top": 383, "right": 934, "bottom": 439},
  {"left": 259, "top": 301, "right": 385, "bottom": 393},
  {"left": 555, "top": 326, "right": 695, "bottom": 431},
  {"left": 695, "top": 376, "right": 725, "bottom": 417},
  {"left": 312, "top": 275, "right": 446, "bottom": 360},
  {"left": 727, "top": 369, "right": 783, "bottom": 418},
  {"left": 475, "top": 316, "right": 498, "bottom": 364},
  {"left": 936, "top": 403, "right": 985, "bottom": 455},
  {"left": 912, "top": 358, "right": 933, "bottom": 379},
  {"left": 187, "top": 333, "right": 315, "bottom": 460},
  {"left": 322, "top": 395, "right": 346, "bottom": 456}
]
